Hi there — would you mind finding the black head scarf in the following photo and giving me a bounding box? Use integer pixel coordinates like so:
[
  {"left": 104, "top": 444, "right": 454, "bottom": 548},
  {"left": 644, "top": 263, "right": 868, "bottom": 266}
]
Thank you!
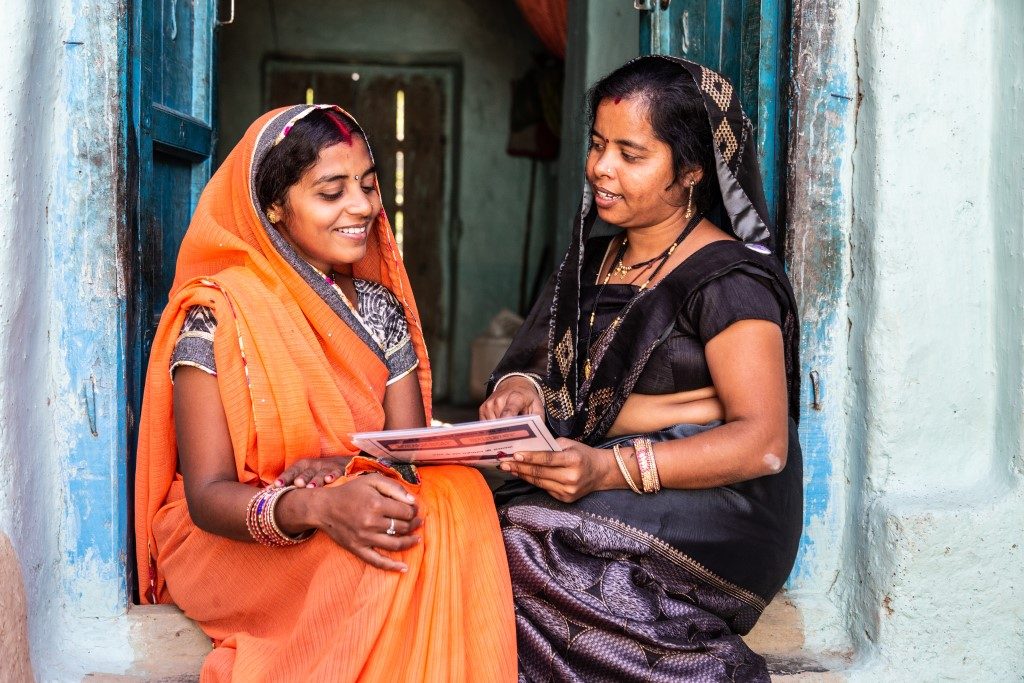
[{"left": 538, "top": 56, "right": 800, "bottom": 443}]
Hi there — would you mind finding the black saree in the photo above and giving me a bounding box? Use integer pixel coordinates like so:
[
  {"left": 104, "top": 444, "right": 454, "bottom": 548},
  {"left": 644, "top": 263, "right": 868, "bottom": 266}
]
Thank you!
[{"left": 487, "top": 56, "right": 803, "bottom": 683}]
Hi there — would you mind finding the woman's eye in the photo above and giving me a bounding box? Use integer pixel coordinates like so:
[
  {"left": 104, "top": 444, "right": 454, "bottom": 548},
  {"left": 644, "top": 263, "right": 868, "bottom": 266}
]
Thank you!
[
  {"left": 622, "top": 153, "right": 638, "bottom": 163},
  {"left": 361, "top": 185, "right": 376, "bottom": 195},
  {"left": 588, "top": 139, "right": 604, "bottom": 151},
  {"left": 320, "top": 192, "right": 342, "bottom": 201}
]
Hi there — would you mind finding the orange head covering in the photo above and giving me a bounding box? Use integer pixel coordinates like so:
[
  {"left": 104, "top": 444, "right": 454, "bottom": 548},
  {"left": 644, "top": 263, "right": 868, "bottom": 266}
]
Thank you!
[{"left": 135, "top": 105, "right": 431, "bottom": 601}]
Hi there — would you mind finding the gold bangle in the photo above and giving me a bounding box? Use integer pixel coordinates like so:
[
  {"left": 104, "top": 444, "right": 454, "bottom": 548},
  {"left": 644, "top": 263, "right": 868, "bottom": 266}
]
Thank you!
[
  {"left": 267, "top": 486, "right": 315, "bottom": 545},
  {"left": 612, "top": 444, "right": 642, "bottom": 494},
  {"left": 647, "top": 439, "right": 661, "bottom": 492}
]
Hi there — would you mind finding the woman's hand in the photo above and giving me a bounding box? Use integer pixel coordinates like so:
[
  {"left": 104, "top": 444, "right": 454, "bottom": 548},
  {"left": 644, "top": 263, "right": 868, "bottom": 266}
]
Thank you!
[
  {"left": 499, "top": 437, "right": 614, "bottom": 503},
  {"left": 479, "top": 376, "right": 544, "bottom": 420},
  {"left": 274, "top": 456, "right": 351, "bottom": 489},
  {"left": 308, "top": 473, "right": 423, "bottom": 572}
]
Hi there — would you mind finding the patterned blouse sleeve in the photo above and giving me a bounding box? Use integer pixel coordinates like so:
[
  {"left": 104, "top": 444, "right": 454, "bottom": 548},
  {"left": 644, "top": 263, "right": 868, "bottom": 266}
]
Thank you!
[
  {"left": 169, "top": 306, "right": 218, "bottom": 381},
  {"left": 357, "top": 281, "right": 419, "bottom": 386}
]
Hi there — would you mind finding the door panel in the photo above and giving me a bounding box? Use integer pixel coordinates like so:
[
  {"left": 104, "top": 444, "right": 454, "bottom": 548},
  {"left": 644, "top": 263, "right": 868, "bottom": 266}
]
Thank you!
[
  {"left": 130, "top": 0, "right": 217, "bottom": 431},
  {"left": 640, "top": 0, "right": 786, "bottom": 232}
]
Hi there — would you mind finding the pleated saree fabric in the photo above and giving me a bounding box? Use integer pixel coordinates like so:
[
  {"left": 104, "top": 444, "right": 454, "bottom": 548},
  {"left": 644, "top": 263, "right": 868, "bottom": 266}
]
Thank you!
[{"left": 134, "top": 106, "right": 516, "bottom": 682}]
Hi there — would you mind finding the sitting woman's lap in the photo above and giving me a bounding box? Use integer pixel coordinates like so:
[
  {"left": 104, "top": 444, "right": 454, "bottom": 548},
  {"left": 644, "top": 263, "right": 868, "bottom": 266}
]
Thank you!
[{"left": 155, "top": 466, "right": 515, "bottom": 682}]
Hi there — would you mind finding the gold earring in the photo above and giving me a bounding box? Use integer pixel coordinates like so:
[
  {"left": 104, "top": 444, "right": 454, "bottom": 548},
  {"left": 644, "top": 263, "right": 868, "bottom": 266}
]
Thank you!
[
  {"left": 684, "top": 182, "right": 696, "bottom": 221},
  {"left": 267, "top": 209, "right": 280, "bottom": 224}
]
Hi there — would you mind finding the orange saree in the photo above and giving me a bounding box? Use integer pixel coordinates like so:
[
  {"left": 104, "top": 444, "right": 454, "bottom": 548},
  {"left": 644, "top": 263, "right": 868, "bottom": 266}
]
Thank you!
[{"left": 134, "top": 107, "right": 516, "bottom": 682}]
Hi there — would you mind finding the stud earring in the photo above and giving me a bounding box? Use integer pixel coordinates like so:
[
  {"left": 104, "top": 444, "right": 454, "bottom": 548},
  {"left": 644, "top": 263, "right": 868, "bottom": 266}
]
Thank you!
[{"left": 267, "top": 209, "right": 280, "bottom": 224}]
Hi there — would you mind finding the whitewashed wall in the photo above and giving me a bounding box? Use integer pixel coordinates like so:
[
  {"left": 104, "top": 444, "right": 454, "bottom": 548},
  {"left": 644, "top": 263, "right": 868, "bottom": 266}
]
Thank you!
[{"left": 841, "top": 0, "right": 1024, "bottom": 677}]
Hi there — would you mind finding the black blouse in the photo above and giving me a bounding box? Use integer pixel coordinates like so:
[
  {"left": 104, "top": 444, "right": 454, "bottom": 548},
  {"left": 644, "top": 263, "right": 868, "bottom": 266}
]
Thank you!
[{"left": 580, "top": 248, "right": 782, "bottom": 394}]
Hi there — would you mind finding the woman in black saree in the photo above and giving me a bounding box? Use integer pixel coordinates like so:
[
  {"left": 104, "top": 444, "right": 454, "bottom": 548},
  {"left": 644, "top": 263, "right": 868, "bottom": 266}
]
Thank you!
[{"left": 480, "top": 56, "right": 802, "bottom": 682}]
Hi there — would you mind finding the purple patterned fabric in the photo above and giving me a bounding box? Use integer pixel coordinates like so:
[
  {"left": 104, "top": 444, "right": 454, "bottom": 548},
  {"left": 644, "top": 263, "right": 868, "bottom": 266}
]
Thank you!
[{"left": 502, "top": 501, "right": 770, "bottom": 683}]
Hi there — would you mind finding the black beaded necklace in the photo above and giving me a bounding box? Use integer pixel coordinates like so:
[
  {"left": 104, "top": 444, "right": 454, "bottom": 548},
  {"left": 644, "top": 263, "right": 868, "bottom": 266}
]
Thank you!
[{"left": 582, "top": 213, "right": 703, "bottom": 381}]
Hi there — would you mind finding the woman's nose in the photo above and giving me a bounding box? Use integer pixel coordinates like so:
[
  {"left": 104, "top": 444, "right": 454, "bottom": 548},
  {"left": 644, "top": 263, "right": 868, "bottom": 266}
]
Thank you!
[
  {"left": 593, "top": 152, "right": 613, "bottom": 179},
  {"left": 346, "top": 187, "right": 373, "bottom": 218}
]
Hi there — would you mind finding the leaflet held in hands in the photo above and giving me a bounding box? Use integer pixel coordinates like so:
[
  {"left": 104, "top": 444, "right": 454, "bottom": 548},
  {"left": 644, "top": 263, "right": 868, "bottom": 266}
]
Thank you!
[{"left": 351, "top": 414, "right": 560, "bottom": 471}]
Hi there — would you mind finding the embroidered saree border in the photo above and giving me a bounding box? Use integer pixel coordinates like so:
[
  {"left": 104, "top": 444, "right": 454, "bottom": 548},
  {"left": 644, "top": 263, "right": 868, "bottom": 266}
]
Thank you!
[{"left": 519, "top": 497, "right": 767, "bottom": 613}]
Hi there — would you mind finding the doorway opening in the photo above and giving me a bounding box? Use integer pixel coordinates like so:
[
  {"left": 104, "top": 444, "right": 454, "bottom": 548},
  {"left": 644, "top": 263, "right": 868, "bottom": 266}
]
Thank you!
[{"left": 213, "top": 0, "right": 553, "bottom": 406}]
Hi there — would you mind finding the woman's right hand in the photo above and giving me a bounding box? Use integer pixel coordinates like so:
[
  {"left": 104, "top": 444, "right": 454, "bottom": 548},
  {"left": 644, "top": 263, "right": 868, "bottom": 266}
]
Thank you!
[
  {"left": 310, "top": 473, "right": 423, "bottom": 572},
  {"left": 479, "top": 376, "right": 544, "bottom": 420}
]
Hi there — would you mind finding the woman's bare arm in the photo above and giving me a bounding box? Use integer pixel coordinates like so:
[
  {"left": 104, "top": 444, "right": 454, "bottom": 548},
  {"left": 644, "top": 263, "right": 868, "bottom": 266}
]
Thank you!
[
  {"left": 617, "top": 318, "right": 789, "bottom": 488},
  {"left": 174, "top": 366, "right": 422, "bottom": 570},
  {"left": 383, "top": 369, "right": 427, "bottom": 430},
  {"left": 501, "top": 319, "right": 789, "bottom": 499},
  {"left": 174, "top": 366, "right": 300, "bottom": 539}
]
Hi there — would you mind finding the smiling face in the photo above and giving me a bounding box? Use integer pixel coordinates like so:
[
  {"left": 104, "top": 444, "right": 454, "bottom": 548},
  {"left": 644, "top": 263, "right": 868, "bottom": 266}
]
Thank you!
[
  {"left": 269, "top": 135, "right": 379, "bottom": 273},
  {"left": 586, "top": 96, "right": 697, "bottom": 231}
]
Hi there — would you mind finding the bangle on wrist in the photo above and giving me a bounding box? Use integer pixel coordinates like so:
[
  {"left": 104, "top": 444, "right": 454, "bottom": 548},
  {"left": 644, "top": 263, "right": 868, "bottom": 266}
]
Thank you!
[
  {"left": 494, "top": 372, "right": 544, "bottom": 400},
  {"left": 632, "top": 436, "right": 661, "bottom": 494},
  {"left": 245, "top": 485, "right": 315, "bottom": 547},
  {"left": 610, "top": 446, "right": 643, "bottom": 493}
]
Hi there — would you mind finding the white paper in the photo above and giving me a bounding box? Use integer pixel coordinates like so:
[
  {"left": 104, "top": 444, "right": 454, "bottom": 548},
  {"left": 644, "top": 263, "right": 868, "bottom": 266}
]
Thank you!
[{"left": 352, "top": 415, "right": 560, "bottom": 472}]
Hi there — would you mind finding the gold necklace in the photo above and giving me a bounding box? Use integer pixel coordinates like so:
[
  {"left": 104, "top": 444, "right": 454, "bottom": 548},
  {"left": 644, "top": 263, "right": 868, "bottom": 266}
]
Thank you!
[
  {"left": 582, "top": 217, "right": 700, "bottom": 381},
  {"left": 610, "top": 245, "right": 663, "bottom": 278}
]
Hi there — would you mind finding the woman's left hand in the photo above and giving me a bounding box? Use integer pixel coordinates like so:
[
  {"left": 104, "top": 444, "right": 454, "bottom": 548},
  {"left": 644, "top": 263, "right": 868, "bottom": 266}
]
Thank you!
[
  {"left": 274, "top": 456, "right": 351, "bottom": 489},
  {"left": 499, "top": 438, "right": 613, "bottom": 503}
]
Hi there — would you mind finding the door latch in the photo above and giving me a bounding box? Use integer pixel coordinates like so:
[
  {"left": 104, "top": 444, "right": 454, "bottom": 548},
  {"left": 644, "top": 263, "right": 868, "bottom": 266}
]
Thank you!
[{"left": 809, "top": 370, "right": 823, "bottom": 411}]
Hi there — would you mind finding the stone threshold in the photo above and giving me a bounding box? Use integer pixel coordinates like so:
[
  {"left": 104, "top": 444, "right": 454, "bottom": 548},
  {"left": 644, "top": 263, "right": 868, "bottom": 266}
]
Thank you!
[{"left": 83, "top": 592, "right": 842, "bottom": 681}]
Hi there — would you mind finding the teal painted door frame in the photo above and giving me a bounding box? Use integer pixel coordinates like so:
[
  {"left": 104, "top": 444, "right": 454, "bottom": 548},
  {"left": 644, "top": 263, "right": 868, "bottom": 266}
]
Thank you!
[
  {"left": 128, "top": 0, "right": 218, "bottom": 595},
  {"left": 639, "top": 0, "right": 788, "bottom": 238}
]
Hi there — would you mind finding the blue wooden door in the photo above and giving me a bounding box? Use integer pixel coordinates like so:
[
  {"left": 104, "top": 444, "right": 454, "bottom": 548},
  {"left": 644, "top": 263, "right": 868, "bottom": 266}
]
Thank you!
[
  {"left": 129, "top": 0, "right": 217, "bottom": 423},
  {"left": 639, "top": 0, "right": 787, "bottom": 236}
]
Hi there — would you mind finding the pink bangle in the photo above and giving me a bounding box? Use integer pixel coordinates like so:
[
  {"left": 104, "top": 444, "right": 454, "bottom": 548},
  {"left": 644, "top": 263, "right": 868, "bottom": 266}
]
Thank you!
[{"left": 632, "top": 436, "right": 661, "bottom": 494}]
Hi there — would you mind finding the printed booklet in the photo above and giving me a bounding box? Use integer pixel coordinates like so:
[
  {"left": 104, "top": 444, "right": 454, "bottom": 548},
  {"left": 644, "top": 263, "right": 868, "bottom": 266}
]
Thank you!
[{"left": 352, "top": 414, "right": 561, "bottom": 472}]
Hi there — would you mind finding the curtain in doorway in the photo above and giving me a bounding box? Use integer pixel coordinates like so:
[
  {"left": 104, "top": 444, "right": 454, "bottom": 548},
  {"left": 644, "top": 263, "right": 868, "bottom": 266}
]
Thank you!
[{"left": 514, "top": 0, "right": 568, "bottom": 58}]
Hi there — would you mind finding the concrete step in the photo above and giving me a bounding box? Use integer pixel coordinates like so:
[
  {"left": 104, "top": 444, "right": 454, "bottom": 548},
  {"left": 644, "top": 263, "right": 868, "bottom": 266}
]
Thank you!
[{"left": 85, "top": 594, "right": 840, "bottom": 681}]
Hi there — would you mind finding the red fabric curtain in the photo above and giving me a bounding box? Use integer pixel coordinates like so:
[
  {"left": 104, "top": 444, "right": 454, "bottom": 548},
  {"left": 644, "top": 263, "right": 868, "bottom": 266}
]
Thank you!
[{"left": 515, "top": 0, "right": 568, "bottom": 58}]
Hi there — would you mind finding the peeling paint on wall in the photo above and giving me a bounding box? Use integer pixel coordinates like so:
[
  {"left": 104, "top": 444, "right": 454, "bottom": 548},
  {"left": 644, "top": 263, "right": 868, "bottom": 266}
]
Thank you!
[
  {"left": 0, "top": 0, "right": 134, "bottom": 678},
  {"left": 784, "top": 0, "right": 859, "bottom": 657}
]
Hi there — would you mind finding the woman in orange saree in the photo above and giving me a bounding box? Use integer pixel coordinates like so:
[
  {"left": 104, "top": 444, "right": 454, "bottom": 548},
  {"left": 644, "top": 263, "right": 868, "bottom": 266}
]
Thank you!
[{"left": 134, "top": 105, "right": 516, "bottom": 682}]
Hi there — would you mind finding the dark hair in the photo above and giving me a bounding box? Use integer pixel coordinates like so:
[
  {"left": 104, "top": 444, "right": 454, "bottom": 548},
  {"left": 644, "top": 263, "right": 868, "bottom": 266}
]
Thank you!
[
  {"left": 587, "top": 58, "right": 720, "bottom": 212},
  {"left": 254, "top": 109, "right": 364, "bottom": 214}
]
